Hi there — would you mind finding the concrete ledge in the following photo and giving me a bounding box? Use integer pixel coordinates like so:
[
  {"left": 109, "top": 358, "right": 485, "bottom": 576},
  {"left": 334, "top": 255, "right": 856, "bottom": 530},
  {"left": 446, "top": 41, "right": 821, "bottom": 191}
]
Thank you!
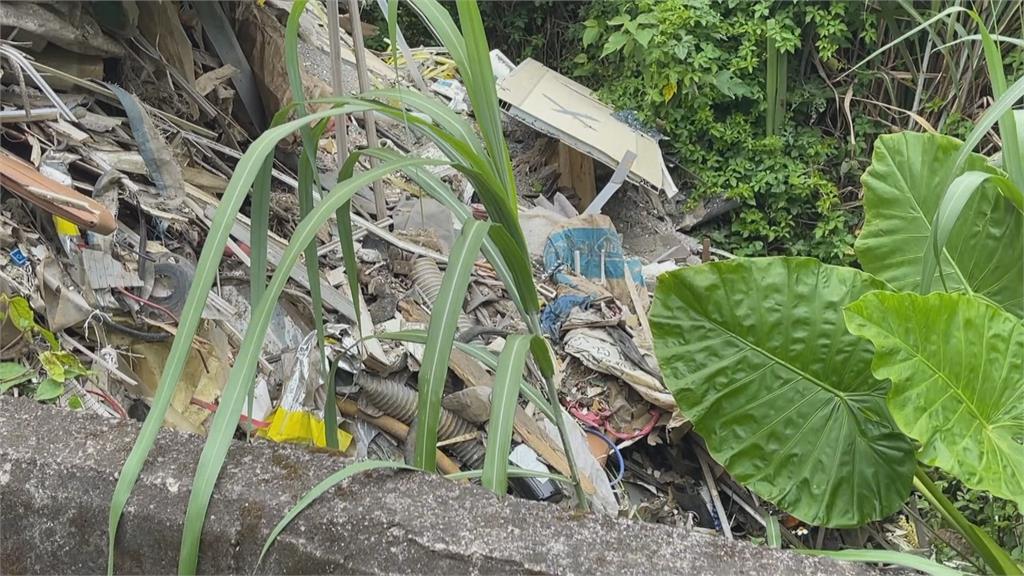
[{"left": 0, "top": 397, "right": 871, "bottom": 574}]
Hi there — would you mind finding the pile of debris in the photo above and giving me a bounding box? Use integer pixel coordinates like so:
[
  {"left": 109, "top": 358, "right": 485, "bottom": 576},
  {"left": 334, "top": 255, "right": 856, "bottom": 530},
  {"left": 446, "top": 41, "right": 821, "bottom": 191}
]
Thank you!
[{"left": 0, "top": 0, "right": 827, "bottom": 549}]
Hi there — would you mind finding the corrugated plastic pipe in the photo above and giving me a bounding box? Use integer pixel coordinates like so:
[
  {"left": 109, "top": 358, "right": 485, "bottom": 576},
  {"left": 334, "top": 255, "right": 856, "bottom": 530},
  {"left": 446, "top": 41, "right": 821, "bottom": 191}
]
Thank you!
[{"left": 357, "top": 372, "right": 485, "bottom": 468}]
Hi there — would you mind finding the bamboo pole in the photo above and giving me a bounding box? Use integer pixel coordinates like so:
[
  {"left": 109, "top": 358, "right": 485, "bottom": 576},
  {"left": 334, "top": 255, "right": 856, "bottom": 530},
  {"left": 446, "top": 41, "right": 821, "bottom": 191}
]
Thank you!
[
  {"left": 347, "top": 0, "right": 388, "bottom": 218},
  {"left": 326, "top": 0, "right": 350, "bottom": 169}
]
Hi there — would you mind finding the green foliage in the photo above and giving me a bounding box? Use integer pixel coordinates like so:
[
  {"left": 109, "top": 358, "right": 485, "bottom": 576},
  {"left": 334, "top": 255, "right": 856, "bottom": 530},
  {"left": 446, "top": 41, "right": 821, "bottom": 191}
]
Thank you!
[
  {"left": 649, "top": 257, "right": 914, "bottom": 527},
  {"left": 857, "top": 132, "right": 1023, "bottom": 316},
  {"left": 845, "top": 291, "right": 1024, "bottom": 510},
  {"left": 575, "top": 0, "right": 865, "bottom": 263},
  {"left": 651, "top": 49, "right": 1023, "bottom": 570},
  {"left": 0, "top": 295, "right": 85, "bottom": 400},
  {"left": 929, "top": 476, "right": 1024, "bottom": 566},
  {"left": 0, "top": 362, "right": 32, "bottom": 393}
]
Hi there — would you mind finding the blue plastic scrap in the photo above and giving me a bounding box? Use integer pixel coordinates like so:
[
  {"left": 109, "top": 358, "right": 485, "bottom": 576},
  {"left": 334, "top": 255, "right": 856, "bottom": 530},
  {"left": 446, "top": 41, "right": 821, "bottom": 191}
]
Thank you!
[
  {"left": 539, "top": 294, "right": 592, "bottom": 340},
  {"left": 542, "top": 225, "right": 643, "bottom": 290},
  {"left": 8, "top": 248, "right": 28, "bottom": 267}
]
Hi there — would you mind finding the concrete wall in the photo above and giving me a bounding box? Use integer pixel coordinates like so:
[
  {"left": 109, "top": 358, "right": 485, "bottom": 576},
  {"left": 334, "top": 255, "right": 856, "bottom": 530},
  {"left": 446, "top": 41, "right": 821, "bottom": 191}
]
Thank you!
[{"left": 0, "top": 396, "right": 871, "bottom": 574}]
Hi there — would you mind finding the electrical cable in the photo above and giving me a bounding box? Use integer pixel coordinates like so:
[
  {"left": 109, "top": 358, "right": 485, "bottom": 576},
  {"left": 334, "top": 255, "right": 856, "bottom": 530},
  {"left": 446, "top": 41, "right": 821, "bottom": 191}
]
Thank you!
[
  {"left": 115, "top": 287, "right": 179, "bottom": 323},
  {"left": 585, "top": 427, "right": 625, "bottom": 485}
]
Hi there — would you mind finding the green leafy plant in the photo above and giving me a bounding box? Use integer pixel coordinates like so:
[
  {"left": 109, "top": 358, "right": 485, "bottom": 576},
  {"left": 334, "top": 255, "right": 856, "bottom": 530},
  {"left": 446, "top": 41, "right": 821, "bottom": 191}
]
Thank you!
[
  {"left": 0, "top": 295, "right": 87, "bottom": 400},
  {"left": 650, "top": 16, "right": 1023, "bottom": 572},
  {"left": 575, "top": 0, "right": 868, "bottom": 263},
  {"left": 649, "top": 256, "right": 914, "bottom": 527},
  {"left": 107, "top": 0, "right": 589, "bottom": 573}
]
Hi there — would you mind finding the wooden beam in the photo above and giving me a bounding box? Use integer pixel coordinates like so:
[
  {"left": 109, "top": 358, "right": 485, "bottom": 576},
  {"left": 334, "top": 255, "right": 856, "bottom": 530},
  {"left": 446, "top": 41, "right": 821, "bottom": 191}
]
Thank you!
[{"left": 556, "top": 142, "right": 596, "bottom": 209}]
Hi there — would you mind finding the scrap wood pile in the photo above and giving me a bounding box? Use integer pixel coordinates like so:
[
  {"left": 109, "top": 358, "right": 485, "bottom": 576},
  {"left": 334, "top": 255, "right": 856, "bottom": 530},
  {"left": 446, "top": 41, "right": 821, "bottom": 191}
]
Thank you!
[{"left": 0, "top": 0, "right": 905, "bottom": 551}]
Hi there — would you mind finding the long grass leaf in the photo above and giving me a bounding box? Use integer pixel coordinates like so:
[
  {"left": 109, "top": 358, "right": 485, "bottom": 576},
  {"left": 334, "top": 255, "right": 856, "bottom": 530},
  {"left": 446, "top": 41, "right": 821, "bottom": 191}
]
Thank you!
[
  {"left": 481, "top": 334, "right": 532, "bottom": 495},
  {"left": 177, "top": 155, "right": 440, "bottom": 574},
  {"left": 248, "top": 156, "right": 272, "bottom": 420},
  {"left": 921, "top": 171, "right": 1023, "bottom": 293},
  {"left": 938, "top": 34, "right": 1024, "bottom": 50},
  {"left": 415, "top": 219, "right": 491, "bottom": 471},
  {"left": 257, "top": 460, "right": 414, "bottom": 567},
  {"left": 364, "top": 88, "right": 488, "bottom": 159},
  {"left": 968, "top": 15, "right": 1024, "bottom": 190},
  {"left": 486, "top": 225, "right": 537, "bottom": 314},
  {"left": 766, "top": 36, "right": 778, "bottom": 136},
  {"left": 455, "top": 0, "right": 516, "bottom": 198},
  {"left": 798, "top": 550, "right": 963, "bottom": 576},
  {"left": 286, "top": 0, "right": 330, "bottom": 394},
  {"left": 106, "top": 103, "right": 372, "bottom": 576},
  {"left": 839, "top": 6, "right": 969, "bottom": 80},
  {"left": 407, "top": 0, "right": 469, "bottom": 78},
  {"left": 953, "top": 67, "right": 1024, "bottom": 174},
  {"left": 345, "top": 147, "right": 525, "bottom": 311},
  {"left": 378, "top": 329, "right": 556, "bottom": 423},
  {"left": 765, "top": 513, "right": 782, "bottom": 548}
]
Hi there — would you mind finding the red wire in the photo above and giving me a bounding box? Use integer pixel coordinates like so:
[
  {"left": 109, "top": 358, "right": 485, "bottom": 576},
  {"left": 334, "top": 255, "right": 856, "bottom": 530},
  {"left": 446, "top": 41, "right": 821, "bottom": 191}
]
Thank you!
[
  {"left": 86, "top": 387, "right": 128, "bottom": 419},
  {"left": 115, "top": 287, "right": 179, "bottom": 323},
  {"left": 190, "top": 398, "right": 271, "bottom": 429},
  {"left": 568, "top": 403, "right": 661, "bottom": 442}
]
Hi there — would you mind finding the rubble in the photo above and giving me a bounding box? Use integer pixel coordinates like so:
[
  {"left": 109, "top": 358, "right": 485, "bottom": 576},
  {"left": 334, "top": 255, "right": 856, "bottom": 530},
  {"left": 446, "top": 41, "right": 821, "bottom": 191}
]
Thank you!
[{"left": 0, "top": 0, "right": 829, "bottom": 562}]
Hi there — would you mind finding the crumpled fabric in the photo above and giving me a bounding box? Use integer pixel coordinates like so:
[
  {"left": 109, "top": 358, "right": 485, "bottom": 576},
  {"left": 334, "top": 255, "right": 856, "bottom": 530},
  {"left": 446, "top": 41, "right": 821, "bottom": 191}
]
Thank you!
[{"left": 539, "top": 294, "right": 592, "bottom": 340}]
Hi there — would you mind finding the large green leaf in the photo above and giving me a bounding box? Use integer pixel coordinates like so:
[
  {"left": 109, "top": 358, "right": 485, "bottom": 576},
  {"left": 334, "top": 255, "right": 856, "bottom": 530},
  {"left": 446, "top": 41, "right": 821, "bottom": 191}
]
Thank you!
[
  {"left": 844, "top": 291, "right": 1024, "bottom": 509},
  {"left": 649, "top": 257, "right": 915, "bottom": 527},
  {"left": 857, "top": 132, "right": 1024, "bottom": 317}
]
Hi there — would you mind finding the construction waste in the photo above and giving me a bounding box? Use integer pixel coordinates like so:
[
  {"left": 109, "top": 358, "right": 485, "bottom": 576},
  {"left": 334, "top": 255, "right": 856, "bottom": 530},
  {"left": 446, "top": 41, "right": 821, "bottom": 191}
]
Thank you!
[{"left": 0, "top": 0, "right": 890, "bottom": 550}]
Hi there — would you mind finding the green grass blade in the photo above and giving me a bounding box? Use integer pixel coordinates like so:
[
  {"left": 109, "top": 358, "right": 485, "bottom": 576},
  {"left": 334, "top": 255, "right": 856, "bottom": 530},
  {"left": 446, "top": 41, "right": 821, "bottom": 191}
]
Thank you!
[
  {"left": 106, "top": 103, "right": 372, "bottom": 576},
  {"left": 798, "top": 550, "right": 963, "bottom": 576},
  {"left": 914, "top": 468, "right": 1022, "bottom": 576},
  {"left": 364, "top": 88, "right": 488, "bottom": 159},
  {"left": 406, "top": 0, "right": 469, "bottom": 78},
  {"left": 286, "top": 0, "right": 329, "bottom": 391},
  {"left": 446, "top": 466, "right": 571, "bottom": 483},
  {"left": 839, "top": 6, "right": 969, "bottom": 80},
  {"left": 415, "top": 219, "right": 491, "bottom": 472},
  {"left": 176, "top": 155, "right": 440, "bottom": 574},
  {"left": 455, "top": 0, "right": 516, "bottom": 198},
  {"left": 938, "top": 34, "right": 1024, "bottom": 50},
  {"left": 257, "top": 459, "right": 413, "bottom": 567},
  {"left": 967, "top": 13, "right": 1024, "bottom": 190},
  {"left": 248, "top": 156, "right": 272, "bottom": 421},
  {"left": 346, "top": 147, "right": 525, "bottom": 311},
  {"left": 379, "top": 329, "right": 556, "bottom": 424},
  {"left": 481, "top": 334, "right": 532, "bottom": 495},
  {"left": 486, "top": 225, "right": 537, "bottom": 315},
  {"left": 765, "top": 513, "right": 782, "bottom": 549},
  {"left": 766, "top": 36, "right": 778, "bottom": 136},
  {"left": 954, "top": 71, "right": 1024, "bottom": 175},
  {"left": 529, "top": 333, "right": 555, "bottom": 380},
  {"left": 921, "top": 171, "right": 1023, "bottom": 294}
]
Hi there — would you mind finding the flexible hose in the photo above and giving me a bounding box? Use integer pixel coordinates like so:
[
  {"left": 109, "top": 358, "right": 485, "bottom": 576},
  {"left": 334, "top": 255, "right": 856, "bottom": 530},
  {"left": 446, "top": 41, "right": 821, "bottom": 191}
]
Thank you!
[
  {"left": 410, "top": 257, "right": 474, "bottom": 333},
  {"left": 357, "top": 372, "right": 485, "bottom": 468}
]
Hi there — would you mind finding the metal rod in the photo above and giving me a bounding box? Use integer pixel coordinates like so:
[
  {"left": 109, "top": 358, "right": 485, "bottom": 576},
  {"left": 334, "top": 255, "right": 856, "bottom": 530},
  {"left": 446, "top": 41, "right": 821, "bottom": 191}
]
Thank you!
[{"left": 347, "top": 0, "right": 387, "bottom": 218}]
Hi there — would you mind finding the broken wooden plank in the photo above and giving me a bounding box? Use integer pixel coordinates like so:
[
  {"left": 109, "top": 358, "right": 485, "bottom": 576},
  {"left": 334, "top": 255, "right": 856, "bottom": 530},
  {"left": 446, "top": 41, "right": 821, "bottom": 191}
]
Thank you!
[{"left": 557, "top": 142, "right": 596, "bottom": 208}]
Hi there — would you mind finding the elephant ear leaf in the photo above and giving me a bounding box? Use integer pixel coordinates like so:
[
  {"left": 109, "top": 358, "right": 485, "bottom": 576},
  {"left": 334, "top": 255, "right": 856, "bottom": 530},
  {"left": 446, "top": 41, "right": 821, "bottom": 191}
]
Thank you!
[
  {"left": 845, "top": 291, "right": 1024, "bottom": 509},
  {"left": 856, "top": 132, "right": 1023, "bottom": 317},
  {"left": 650, "top": 257, "right": 915, "bottom": 527}
]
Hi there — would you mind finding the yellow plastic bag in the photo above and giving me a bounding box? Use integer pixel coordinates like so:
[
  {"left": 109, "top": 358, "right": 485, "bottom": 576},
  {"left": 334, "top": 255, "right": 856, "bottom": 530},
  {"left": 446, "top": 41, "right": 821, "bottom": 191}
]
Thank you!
[{"left": 259, "top": 406, "right": 352, "bottom": 450}]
